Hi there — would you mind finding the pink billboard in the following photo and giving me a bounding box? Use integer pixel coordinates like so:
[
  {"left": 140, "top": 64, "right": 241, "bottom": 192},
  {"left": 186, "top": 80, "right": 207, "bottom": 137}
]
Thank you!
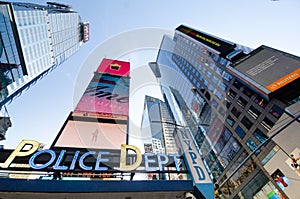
[
  {"left": 74, "top": 59, "right": 130, "bottom": 120},
  {"left": 97, "top": 58, "right": 130, "bottom": 77}
]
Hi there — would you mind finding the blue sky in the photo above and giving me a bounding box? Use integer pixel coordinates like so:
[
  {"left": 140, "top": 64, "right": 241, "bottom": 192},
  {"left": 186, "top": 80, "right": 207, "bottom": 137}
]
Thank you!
[{"left": 3, "top": 0, "right": 300, "bottom": 149}]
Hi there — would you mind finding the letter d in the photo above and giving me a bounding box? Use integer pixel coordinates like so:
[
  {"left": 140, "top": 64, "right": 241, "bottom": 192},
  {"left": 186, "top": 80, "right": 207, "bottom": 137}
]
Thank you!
[
  {"left": 120, "top": 144, "right": 142, "bottom": 171},
  {"left": 2, "top": 140, "right": 40, "bottom": 168}
]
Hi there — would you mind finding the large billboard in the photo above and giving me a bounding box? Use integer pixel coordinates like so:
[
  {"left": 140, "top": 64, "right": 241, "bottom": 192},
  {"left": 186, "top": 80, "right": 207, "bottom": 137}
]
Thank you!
[
  {"left": 176, "top": 25, "right": 236, "bottom": 56},
  {"left": 228, "top": 46, "right": 300, "bottom": 97},
  {"left": 74, "top": 73, "right": 130, "bottom": 120},
  {"left": 55, "top": 58, "right": 130, "bottom": 150},
  {"left": 52, "top": 119, "right": 127, "bottom": 149}
]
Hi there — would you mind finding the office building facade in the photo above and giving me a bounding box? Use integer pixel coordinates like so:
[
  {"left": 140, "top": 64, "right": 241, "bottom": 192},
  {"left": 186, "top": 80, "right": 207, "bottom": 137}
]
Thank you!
[
  {"left": 153, "top": 25, "right": 300, "bottom": 198},
  {"left": 0, "top": 1, "right": 89, "bottom": 107}
]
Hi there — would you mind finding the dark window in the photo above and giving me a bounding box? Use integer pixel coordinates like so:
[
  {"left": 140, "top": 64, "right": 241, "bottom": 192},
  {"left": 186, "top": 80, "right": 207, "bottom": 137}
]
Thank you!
[
  {"left": 237, "top": 97, "right": 247, "bottom": 108},
  {"left": 269, "top": 104, "right": 284, "bottom": 119},
  {"left": 261, "top": 117, "right": 274, "bottom": 131},
  {"left": 223, "top": 98, "right": 231, "bottom": 108},
  {"left": 242, "top": 87, "right": 254, "bottom": 97},
  {"left": 235, "top": 125, "right": 246, "bottom": 139},
  {"left": 253, "top": 94, "right": 268, "bottom": 108},
  {"left": 241, "top": 116, "right": 253, "bottom": 130},
  {"left": 228, "top": 89, "right": 236, "bottom": 99},
  {"left": 231, "top": 107, "right": 241, "bottom": 118},
  {"left": 233, "top": 80, "right": 243, "bottom": 89},
  {"left": 248, "top": 106, "right": 261, "bottom": 119}
]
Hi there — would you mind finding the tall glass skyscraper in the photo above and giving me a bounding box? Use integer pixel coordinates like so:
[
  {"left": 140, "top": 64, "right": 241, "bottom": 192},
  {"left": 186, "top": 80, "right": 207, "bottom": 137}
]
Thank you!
[
  {"left": 152, "top": 25, "right": 300, "bottom": 198},
  {"left": 0, "top": 1, "right": 89, "bottom": 107}
]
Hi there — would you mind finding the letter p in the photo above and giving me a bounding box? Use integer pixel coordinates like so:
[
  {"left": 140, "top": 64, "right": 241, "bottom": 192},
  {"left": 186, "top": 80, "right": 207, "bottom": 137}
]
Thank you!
[{"left": 2, "top": 140, "right": 40, "bottom": 168}]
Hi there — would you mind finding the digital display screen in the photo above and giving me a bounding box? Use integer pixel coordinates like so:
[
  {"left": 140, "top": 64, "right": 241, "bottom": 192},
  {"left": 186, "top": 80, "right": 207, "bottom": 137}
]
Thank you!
[
  {"left": 74, "top": 73, "right": 130, "bottom": 119},
  {"left": 233, "top": 46, "right": 300, "bottom": 93},
  {"left": 53, "top": 120, "right": 127, "bottom": 149}
]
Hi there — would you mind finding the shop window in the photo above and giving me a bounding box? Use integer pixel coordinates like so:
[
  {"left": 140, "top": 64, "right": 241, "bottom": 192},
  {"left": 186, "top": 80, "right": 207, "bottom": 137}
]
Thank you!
[
  {"left": 248, "top": 105, "right": 260, "bottom": 119},
  {"left": 269, "top": 104, "right": 284, "bottom": 119},
  {"left": 241, "top": 116, "right": 253, "bottom": 130},
  {"left": 231, "top": 107, "right": 241, "bottom": 118},
  {"left": 235, "top": 125, "right": 246, "bottom": 139}
]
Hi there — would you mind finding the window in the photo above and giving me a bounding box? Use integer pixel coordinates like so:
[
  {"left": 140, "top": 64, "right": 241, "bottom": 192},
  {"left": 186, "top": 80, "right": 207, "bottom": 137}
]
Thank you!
[
  {"left": 254, "top": 94, "right": 268, "bottom": 108},
  {"left": 242, "top": 87, "right": 254, "bottom": 97},
  {"left": 246, "top": 138, "right": 261, "bottom": 155},
  {"left": 223, "top": 72, "right": 232, "bottom": 82},
  {"left": 261, "top": 117, "right": 274, "bottom": 131},
  {"left": 269, "top": 104, "right": 284, "bottom": 119},
  {"left": 237, "top": 97, "right": 247, "bottom": 108},
  {"left": 208, "top": 84, "right": 215, "bottom": 92},
  {"left": 248, "top": 106, "right": 260, "bottom": 119},
  {"left": 219, "top": 82, "right": 227, "bottom": 91},
  {"left": 228, "top": 89, "right": 236, "bottom": 99},
  {"left": 212, "top": 76, "right": 219, "bottom": 85},
  {"left": 215, "top": 90, "right": 223, "bottom": 100},
  {"left": 231, "top": 107, "right": 241, "bottom": 118},
  {"left": 235, "top": 125, "right": 246, "bottom": 139},
  {"left": 216, "top": 67, "right": 223, "bottom": 76},
  {"left": 226, "top": 115, "right": 235, "bottom": 127},
  {"left": 224, "top": 98, "right": 231, "bottom": 108},
  {"left": 218, "top": 107, "right": 226, "bottom": 117},
  {"left": 253, "top": 128, "right": 268, "bottom": 143},
  {"left": 233, "top": 80, "right": 243, "bottom": 89},
  {"left": 241, "top": 116, "right": 253, "bottom": 130}
]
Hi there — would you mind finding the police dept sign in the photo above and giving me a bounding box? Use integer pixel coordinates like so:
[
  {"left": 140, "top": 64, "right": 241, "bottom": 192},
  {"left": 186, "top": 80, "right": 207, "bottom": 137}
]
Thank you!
[{"left": 1, "top": 140, "right": 182, "bottom": 173}]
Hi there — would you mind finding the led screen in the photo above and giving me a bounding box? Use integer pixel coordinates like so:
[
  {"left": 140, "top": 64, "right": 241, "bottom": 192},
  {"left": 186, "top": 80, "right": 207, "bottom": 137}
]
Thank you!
[{"left": 53, "top": 120, "right": 127, "bottom": 149}]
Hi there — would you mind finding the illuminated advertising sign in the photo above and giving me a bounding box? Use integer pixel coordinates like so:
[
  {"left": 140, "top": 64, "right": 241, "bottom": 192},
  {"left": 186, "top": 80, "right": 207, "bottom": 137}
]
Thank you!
[
  {"left": 176, "top": 25, "right": 236, "bottom": 56},
  {"left": 52, "top": 119, "right": 127, "bottom": 150},
  {"left": 228, "top": 46, "right": 300, "bottom": 96},
  {"left": 97, "top": 58, "right": 130, "bottom": 77},
  {"left": 83, "top": 22, "right": 89, "bottom": 42},
  {"left": 74, "top": 73, "right": 129, "bottom": 119},
  {"left": 74, "top": 58, "right": 130, "bottom": 120},
  {"left": 1, "top": 140, "right": 183, "bottom": 174}
]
